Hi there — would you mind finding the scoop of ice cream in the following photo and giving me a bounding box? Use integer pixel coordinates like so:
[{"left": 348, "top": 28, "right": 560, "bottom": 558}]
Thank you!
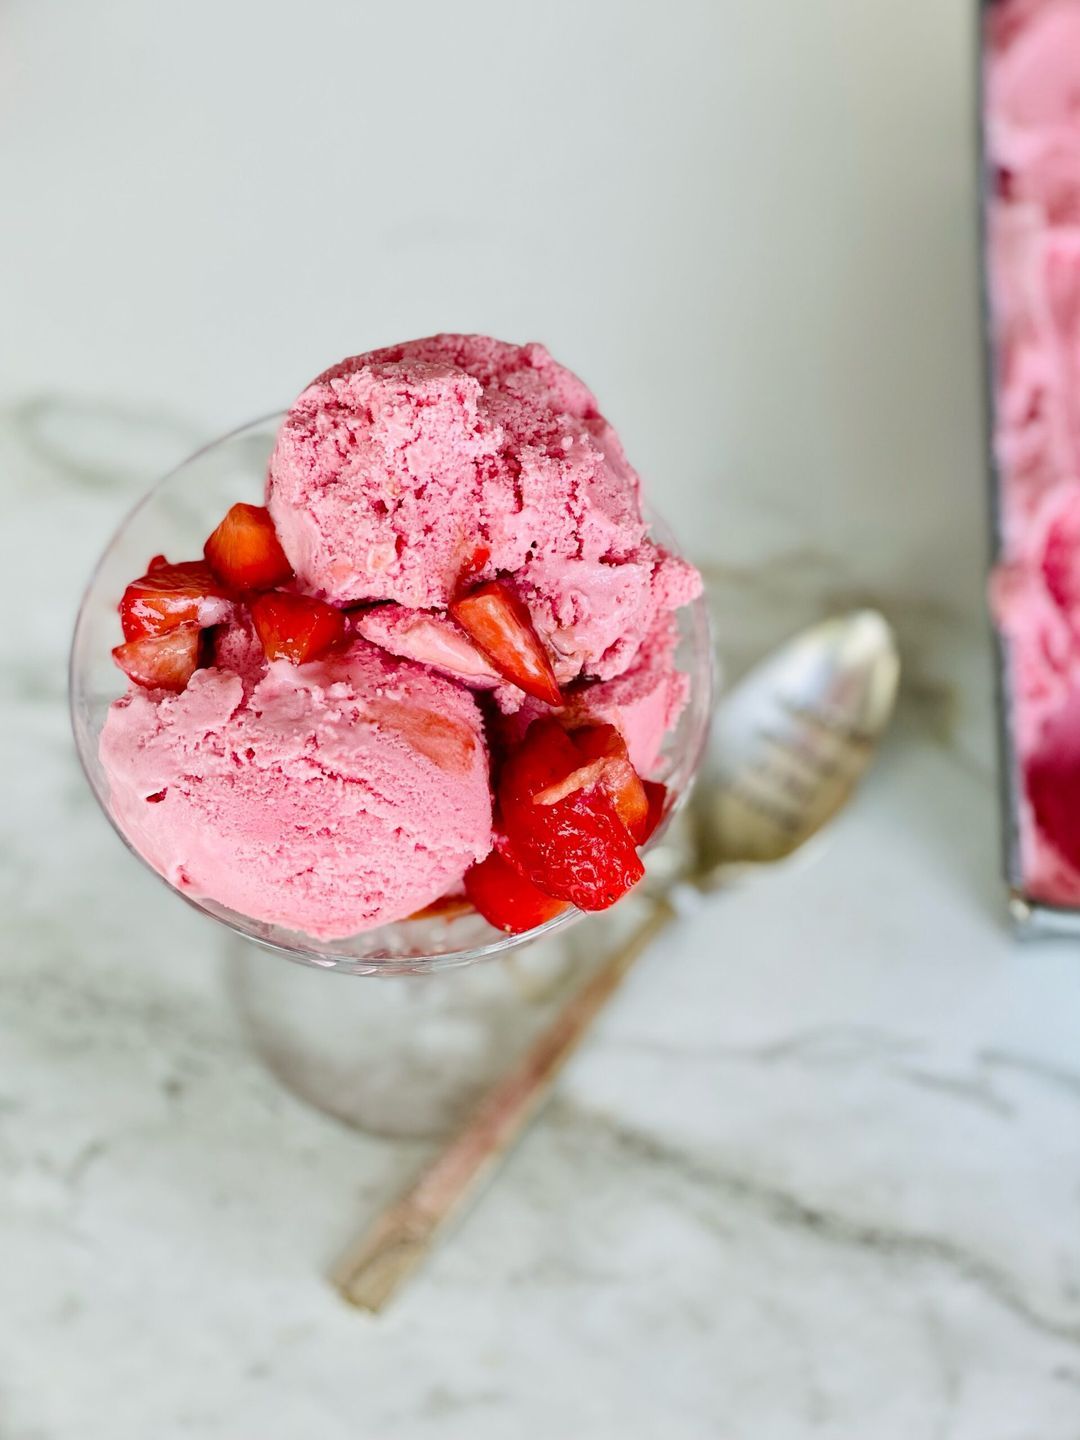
[
  {"left": 268, "top": 355, "right": 505, "bottom": 611},
  {"left": 99, "top": 640, "right": 492, "bottom": 939},
  {"left": 268, "top": 335, "right": 699, "bottom": 684}
]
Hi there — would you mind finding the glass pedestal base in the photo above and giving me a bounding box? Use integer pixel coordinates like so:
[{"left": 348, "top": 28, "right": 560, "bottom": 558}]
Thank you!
[{"left": 223, "top": 924, "right": 601, "bottom": 1138}]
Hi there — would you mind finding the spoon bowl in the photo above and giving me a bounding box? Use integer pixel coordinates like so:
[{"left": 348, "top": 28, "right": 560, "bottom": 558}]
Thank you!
[{"left": 693, "top": 609, "right": 900, "bottom": 881}]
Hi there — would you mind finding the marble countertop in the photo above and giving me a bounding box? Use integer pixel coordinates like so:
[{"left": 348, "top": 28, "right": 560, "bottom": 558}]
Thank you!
[{"left": 3, "top": 2, "right": 1080, "bottom": 1436}]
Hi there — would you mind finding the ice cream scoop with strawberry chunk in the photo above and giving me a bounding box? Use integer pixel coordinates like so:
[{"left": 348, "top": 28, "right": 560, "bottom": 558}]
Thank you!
[
  {"left": 267, "top": 335, "right": 700, "bottom": 690},
  {"left": 98, "top": 334, "right": 702, "bottom": 940},
  {"left": 100, "top": 640, "right": 493, "bottom": 939}
]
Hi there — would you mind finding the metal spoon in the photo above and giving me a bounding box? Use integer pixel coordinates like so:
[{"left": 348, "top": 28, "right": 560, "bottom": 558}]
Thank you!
[{"left": 332, "top": 609, "right": 900, "bottom": 1311}]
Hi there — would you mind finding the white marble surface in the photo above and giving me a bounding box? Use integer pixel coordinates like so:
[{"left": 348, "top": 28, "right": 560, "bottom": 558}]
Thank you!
[{"left": 4, "top": 1, "right": 1080, "bottom": 1436}]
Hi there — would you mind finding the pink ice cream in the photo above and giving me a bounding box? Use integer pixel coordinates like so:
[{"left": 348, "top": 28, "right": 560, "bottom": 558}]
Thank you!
[
  {"left": 99, "top": 639, "right": 492, "bottom": 939},
  {"left": 987, "top": 0, "right": 1080, "bottom": 904},
  {"left": 99, "top": 335, "right": 701, "bottom": 939},
  {"left": 267, "top": 335, "right": 699, "bottom": 687}
]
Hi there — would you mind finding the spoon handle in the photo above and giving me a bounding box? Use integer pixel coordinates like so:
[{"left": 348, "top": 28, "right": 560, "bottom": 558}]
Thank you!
[{"left": 331, "top": 897, "right": 677, "bottom": 1312}]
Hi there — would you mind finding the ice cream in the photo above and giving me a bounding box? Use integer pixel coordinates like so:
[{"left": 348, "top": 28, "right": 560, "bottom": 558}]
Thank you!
[
  {"left": 98, "top": 335, "right": 702, "bottom": 939},
  {"left": 267, "top": 335, "right": 698, "bottom": 687},
  {"left": 987, "top": 1, "right": 1080, "bottom": 906},
  {"left": 99, "top": 639, "right": 492, "bottom": 939}
]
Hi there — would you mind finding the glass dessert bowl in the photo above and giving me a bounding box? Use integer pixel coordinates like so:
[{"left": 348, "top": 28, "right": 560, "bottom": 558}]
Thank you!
[{"left": 69, "top": 414, "right": 714, "bottom": 977}]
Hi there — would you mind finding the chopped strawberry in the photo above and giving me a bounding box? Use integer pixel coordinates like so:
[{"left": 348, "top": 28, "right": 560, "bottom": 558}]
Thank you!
[
  {"left": 120, "top": 560, "right": 231, "bottom": 641},
  {"left": 569, "top": 724, "right": 650, "bottom": 841},
  {"left": 250, "top": 591, "right": 347, "bottom": 663},
  {"left": 464, "top": 849, "right": 569, "bottom": 934},
  {"left": 449, "top": 579, "right": 562, "bottom": 707},
  {"left": 204, "top": 503, "right": 292, "bottom": 591},
  {"left": 503, "top": 785, "right": 644, "bottom": 910},
  {"left": 458, "top": 544, "right": 491, "bottom": 588},
  {"left": 532, "top": 759, "right": 609, "bottom": 808},
  {"left": 639, "top": 780, "right": 669, "bottom": 845},
  {"left": 498, "top": 717, "right": 583, "bottom": 809},
  {"left": 112, "top": 626, "right": 201, "bottom": 691},
  {"left": 146, "top": 553, "right": 169, "bottom": 572},
  {"left": 499, "top": 719, "right": 644, "bottom": 910}
]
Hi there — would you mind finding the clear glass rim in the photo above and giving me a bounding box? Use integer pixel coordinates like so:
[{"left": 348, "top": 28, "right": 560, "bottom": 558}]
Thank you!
[{"left": 69, "top": 413, "right": 715, "bottom": 976}]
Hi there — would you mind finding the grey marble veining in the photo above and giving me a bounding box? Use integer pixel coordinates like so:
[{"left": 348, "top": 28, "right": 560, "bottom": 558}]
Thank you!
[{"left": 2, "top": 394, "right": 1080, "bottom": 1438}]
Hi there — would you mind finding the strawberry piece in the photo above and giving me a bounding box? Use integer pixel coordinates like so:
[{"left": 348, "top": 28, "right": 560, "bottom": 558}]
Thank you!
[
  {"left": 639, "top": 780, "right": 668, "bottom": 845},
  {"left": 458, "top": 544, "right": 491, "bottom": 588},
  {"left": 499, "top": 719, "right": 644, "bottom": 910},
  {"left": 464, "top": 849, "right": 569, "bottom": 934},
  {"left": 449, "top": 579, "right": 562, "bottom": 706},
  {"left": 532, "top": 760, "right": 609, "bottom": 808},
  {"left": 146, "top": 554, "right": 169, "bottom": 572},
  {"left": 204, "top": 503, "right": 292, "bottom": 591},
  {"left": 250, "top": 591, "right": 347, "bottom": 664},
  {"left": 569, "top": 724, "right": 650, "bottom": 841},
  {"left": 504, "top": 785, "right": 644, "bottom": 911},
  {"left": 120, "top": 560, "right": 231, "bottom": 641},
  {"left": 112, "top": 626, "right": 201, "bottom": 692},
  {"left": 498, "top": 717, "right": 582, "bottom": 809}
]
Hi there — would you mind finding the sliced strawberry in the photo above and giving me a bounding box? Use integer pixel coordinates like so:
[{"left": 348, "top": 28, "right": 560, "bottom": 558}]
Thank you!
[
  {"left": 204, "top": 503, "right": 292, "bottom": 591},
  {"left": 638, "top": 780, "right": 668, "bottom": 846},
  {"left": 464, "top": 849, "right": 569, "bottom": 934},
  {"left": 112, "top": 626, "right": 201, "bottom": 692},
  {"left": 120, "top": 560, "right": 231, "bottom": 641},
  {"left": 499, "top": 719, "right": 644, "bottom": 910},
  {"left": 532, "top": 759, "right": 609, "bottom": 808},
  {"left": 449, "top": 579, "right": 562, "bottom": 706},
  {"left": 250, "top": 591, "right": 347, "bottom": 664},
  {"left": 147, "top": 553, "right": 169, "bottom": 572},
  {"left": 569, "top": 724, "right": 649, "bottom": 841}
]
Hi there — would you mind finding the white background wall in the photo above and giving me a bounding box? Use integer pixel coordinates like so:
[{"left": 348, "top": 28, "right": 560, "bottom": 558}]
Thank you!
[{"left": 0, "top": 0, "right": 985, "bottom": 620}]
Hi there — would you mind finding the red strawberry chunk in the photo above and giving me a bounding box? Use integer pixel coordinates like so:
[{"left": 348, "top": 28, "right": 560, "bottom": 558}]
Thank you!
[
  {"left": 498, "top": 719, "right": 644, "bottom": 910},
  {"left": 250, "top": 591, "right": 347, "bottom": 664},
  {"left": 569, "top": 724, "right": 650, "bottom": 841},
  {"left": 504, "top": 785, "right": 644, "bottom": 911},
  {"left": 449, "top": 579, "right": 562, "bottom": 706},
  {"left": 204, "top": 503, "right": 292, "bottom": 591},
  {"left": 146, "top": 554, "right": 169, "bottom": 572},
  {"left": 113, "top": 626, "right": 201, "bottom": 692},
  {"left": 498, "top": 718, "right": 583, "bottom": 809},
  {"left": 458, "top": 544, "right": 492, "bottom": 589},
  {"left": 532, "top": 759, "right": 609, "bottom": 808},
  {"left": 120, "top": 560, "right": 231, "bottom": 641},
  {"left": 639, "top": 780, "right": 669, "bottom": 845},
  {"left": 464, "top": 849, "right": 569, "bottom": 934}
]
